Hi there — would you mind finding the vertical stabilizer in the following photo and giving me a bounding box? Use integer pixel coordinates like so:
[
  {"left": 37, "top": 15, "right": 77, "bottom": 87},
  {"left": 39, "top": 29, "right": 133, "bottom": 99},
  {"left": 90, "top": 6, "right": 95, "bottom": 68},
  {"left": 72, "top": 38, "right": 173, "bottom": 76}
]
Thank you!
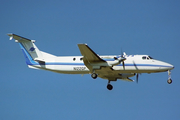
[{"left": 7, "top": 33, "right": 45, "bottom": 62}]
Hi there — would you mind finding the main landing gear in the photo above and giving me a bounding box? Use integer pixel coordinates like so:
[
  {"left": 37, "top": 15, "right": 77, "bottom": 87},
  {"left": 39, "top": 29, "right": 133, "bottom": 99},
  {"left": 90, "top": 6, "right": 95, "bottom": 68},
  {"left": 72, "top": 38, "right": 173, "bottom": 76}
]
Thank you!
[
  {"left": 91, "top": 73, "right": 98, "bottom": 79},
  {"left": 167, "top": 70, "right": 172, "bottom": 84},
  {"left": 91, "top": 73, "right": 113, "bottom": 90},
  {"left": 107, "top": 81, "right": 113, "bottom": 90}
]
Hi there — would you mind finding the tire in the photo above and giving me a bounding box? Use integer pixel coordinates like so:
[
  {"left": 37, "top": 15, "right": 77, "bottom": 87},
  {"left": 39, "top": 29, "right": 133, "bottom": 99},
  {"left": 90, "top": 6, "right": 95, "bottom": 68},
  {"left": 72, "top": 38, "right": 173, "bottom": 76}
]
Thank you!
[
  {"left": 107, "top": 84, "right": 113, "bottom": 90},
  {"left": 167, "top": 79, "right": 172, "bottom": 84},
  {"left": 91, "top": 73, "right": 97, "bottom": 79}
]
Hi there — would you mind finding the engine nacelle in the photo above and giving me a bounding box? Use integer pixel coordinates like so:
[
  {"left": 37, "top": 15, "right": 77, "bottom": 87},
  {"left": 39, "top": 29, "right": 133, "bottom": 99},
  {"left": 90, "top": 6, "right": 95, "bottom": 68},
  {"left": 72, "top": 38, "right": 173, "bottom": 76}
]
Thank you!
[
  {"left": 119, "top": 73, "right": 135, "bottom": 78},
  {"left": 106, "top": 60, "right": 120, "bottom": 66},
  {"left": 90, "top": 60, "right": 120, "bottom": 69}
]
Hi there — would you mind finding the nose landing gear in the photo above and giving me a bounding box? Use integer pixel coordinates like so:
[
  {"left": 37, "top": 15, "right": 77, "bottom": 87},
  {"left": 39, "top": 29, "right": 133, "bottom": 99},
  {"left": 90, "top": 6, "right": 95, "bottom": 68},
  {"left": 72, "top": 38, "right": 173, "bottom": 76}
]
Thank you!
[{"left": 167, "top": 70, "right": 172, "bottom": 84}]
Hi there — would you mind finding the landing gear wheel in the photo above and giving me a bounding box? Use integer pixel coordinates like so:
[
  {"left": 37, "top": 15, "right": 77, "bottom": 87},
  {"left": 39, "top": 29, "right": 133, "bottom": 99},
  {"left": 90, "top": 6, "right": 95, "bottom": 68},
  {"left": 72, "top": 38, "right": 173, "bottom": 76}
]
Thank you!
[
  {"left": 167, "top": 79, "right": 172, "bottom": 84},
  {"left": 107, "top": 84, "right": 113, "bottom": 90},
  {"left": 91, "top": 73, "right": 97, "bottom": 79},
  {"left": 167, "top": 70, "right": 172, "bottom": 84}
]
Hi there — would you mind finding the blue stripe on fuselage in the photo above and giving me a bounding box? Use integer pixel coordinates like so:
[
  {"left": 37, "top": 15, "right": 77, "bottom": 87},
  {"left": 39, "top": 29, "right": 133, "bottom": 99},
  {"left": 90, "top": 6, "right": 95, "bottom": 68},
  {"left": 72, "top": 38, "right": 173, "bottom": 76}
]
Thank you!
[{"left": 116, "top": 64, "right": 171, "bottom": 68}]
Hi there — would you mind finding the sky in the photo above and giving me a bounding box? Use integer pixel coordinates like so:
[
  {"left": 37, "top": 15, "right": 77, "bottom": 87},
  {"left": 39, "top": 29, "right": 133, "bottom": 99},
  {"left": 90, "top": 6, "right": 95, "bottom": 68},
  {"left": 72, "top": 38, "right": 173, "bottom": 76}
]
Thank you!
[{"left": 1, "top": 0, "right": 180, "bottom": 120}]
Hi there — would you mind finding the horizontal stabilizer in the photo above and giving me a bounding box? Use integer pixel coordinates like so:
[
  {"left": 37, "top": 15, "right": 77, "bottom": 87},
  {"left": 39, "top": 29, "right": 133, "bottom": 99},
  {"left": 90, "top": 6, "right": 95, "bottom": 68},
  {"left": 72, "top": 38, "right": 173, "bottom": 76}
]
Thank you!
[{"left": 7, "top": 33, "right": 35, "bottom": 42}]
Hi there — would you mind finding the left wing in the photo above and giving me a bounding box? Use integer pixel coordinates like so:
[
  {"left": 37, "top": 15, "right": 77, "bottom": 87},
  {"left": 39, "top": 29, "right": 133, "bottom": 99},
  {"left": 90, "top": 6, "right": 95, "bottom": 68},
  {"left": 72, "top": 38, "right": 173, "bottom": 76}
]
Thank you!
[
  {"left": 78, "top": 44, "right": 107, "bottom": 72},
  {"left": 78, "top": 44, "right": 105, "bottom": 63}
]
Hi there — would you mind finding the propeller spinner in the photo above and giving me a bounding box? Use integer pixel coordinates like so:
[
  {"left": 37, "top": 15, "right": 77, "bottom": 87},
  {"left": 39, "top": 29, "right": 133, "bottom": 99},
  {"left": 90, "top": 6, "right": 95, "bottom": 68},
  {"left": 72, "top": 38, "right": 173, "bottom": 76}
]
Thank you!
[
  {"left": 114, "top": 51, "right": 126, "bottom": 69},
  {"left": 121, "top": 51, "right": 126, "bottom": 69}
]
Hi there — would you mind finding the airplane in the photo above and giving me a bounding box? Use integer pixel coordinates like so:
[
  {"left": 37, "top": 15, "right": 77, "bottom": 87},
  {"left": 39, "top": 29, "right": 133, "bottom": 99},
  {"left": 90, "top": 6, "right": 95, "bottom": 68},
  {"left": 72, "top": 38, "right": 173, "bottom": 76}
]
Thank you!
[{"left": 7, "top": 33, "right": 174, "bottom": 90}]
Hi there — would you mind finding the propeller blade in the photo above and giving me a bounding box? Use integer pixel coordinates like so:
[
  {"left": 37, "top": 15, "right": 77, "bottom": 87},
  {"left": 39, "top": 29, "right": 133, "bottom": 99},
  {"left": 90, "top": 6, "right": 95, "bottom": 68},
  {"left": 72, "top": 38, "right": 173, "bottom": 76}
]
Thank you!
[
  {"left": 121, "top": 48, "right": 123, "bottom": 57},
  {"left": 123, "top": 52, "right": 126, "bottom": 56},
  {"left": 120, "top": 49, "right": 127, "bottom": 69},
  {"left": 122, "top": 61, "right": 125, "bottom": 69},
  {"left": 136, "top": 73, "right": 139, "bottom": 83}
]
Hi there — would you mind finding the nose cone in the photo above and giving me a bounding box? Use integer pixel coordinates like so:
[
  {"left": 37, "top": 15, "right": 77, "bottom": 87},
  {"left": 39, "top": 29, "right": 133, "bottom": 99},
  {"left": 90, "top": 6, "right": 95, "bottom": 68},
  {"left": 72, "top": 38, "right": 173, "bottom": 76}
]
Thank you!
[
  {"left": 162, "top": 62, "right": 174, "bottom": 70},
  {"left": 168, "top": 63, "right": 174, "bottom": 70}
]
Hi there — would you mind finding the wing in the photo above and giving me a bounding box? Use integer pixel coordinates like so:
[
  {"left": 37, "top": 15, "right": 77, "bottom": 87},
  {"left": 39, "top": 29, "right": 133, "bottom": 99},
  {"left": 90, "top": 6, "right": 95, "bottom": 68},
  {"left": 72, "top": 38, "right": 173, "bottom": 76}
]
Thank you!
[
  {"left": 78, "top": 44, "right": 107, "bottom": 72},
  {"left": 78, "top": 44, "right": 134, "bottom": 82},
  {"left": 78, "top": 44, "right": 105, "bottom": 63},
  {"left": 96, "top": 67, "right": 134, "bottom": 82}
]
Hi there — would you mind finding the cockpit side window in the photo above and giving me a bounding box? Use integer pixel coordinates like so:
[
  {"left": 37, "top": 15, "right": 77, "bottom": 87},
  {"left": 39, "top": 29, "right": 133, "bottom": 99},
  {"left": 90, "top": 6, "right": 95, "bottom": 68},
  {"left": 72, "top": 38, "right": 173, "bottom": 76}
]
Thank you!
[
  {"left": 142, "top": 56, "right": 146, "bottom": 60},
  {"left": 142, "top": 56, "right": 153, "bottom": 60}
]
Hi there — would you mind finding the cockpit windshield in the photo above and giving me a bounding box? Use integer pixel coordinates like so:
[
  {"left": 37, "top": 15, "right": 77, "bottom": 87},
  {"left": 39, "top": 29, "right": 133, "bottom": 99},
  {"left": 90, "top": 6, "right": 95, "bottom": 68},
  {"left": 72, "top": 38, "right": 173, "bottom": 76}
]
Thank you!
[
  {"left": 142, "top": 56, "right": 153, "bottom": 60},
  {"left": 148, "top": 56, "right": 153, "bottom": 59}
]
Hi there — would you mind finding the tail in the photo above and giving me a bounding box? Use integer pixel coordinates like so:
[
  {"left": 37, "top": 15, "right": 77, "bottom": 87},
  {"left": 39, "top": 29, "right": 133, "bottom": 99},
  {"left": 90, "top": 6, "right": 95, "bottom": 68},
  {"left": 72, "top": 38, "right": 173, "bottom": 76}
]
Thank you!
[{"left": 7, "top": 33, "right": 55, "bottom": 66}]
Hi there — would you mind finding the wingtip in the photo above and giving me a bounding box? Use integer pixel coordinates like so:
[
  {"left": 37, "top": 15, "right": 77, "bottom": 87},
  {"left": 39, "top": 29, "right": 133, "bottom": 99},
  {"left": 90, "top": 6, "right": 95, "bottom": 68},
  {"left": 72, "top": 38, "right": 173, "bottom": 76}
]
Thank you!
[
  {"left": 7, "top": 33, "right": 13, "bottom": 40},
  {"left": 7, "top": 33, "right": 13, "bottom": 36},
  {"left": 77, "top": 43, "right": 88, "bottom": 46}
]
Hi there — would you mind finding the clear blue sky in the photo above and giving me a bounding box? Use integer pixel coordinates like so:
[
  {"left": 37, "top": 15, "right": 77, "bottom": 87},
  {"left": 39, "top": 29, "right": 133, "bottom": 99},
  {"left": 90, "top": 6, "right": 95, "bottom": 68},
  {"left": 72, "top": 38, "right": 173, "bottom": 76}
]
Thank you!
[{"left": 1, "top": 0, "right": 180, "bottom": 120}]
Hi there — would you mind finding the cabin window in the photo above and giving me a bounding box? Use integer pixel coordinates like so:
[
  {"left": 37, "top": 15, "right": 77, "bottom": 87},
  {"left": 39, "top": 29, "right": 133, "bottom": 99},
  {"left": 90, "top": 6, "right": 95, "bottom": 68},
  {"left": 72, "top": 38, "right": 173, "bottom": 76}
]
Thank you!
[
  {"left": 80, "top": 58, "right": 83, "bottom": 61},
  {"left": 73, "top": 58, "right": 76, "bottom": 61}
]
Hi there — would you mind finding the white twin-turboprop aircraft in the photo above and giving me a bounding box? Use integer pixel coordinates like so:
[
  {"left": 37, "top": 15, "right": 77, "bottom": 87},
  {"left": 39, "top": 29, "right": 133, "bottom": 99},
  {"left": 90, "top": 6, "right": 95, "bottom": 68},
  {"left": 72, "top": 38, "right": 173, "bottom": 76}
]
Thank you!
[{"left": 8, "top": 33, "right": 174, "bottom": 90}]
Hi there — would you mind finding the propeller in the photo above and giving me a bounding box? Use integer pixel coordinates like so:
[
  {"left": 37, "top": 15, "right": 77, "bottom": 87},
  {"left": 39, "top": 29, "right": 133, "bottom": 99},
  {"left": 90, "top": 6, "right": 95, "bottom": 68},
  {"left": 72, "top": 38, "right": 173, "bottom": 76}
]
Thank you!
[
  {"left": 121, "top": 51, "right": 126, "bottom": 69},
  {"left": 113, "top": 50, "right": 126, "bottom": 69}
]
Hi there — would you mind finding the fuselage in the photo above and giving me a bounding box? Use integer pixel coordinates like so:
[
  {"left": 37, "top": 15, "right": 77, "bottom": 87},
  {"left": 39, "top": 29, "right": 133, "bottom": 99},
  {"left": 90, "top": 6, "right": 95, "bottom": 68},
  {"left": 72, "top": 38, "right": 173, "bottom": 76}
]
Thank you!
[{"left": 30, "top": 54, "right": 174, "bottom": 74}]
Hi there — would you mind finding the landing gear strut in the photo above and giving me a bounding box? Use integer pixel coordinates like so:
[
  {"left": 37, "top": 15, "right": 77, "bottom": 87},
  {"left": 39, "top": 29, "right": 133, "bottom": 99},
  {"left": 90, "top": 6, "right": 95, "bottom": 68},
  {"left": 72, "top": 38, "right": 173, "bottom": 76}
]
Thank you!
[
  {"left": 167, "top": 70, "right": 172, "bottom": 84},
  {"left": 107, "top": 81, "right": 113, "bottom": 90}
]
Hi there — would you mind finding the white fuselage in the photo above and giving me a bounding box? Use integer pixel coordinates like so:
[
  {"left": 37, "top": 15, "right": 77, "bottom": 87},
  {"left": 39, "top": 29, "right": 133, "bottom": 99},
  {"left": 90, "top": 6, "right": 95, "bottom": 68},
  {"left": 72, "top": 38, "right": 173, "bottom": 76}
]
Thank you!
[{"left": 29, "top": 54, "right": 174, "bottom": 75}]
